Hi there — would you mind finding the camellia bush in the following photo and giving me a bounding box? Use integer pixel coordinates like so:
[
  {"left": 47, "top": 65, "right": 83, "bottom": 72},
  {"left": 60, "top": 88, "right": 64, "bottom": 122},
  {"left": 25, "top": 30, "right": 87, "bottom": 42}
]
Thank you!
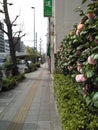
[{"left": 55, "top": 0, "right": 98, "bottom": 110}]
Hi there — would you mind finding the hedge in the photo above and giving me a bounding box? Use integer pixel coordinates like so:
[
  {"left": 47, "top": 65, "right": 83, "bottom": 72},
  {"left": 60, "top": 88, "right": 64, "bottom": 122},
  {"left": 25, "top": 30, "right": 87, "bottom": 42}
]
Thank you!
[{"left": 54, "top": 74, "right": 98, "bottom": 130}]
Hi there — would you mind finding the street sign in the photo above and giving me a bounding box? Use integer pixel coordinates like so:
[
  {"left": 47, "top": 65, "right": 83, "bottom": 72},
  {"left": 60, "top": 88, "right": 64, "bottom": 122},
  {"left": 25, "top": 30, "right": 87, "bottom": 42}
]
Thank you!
[{"left": 44, "top": 0, "right": 52, "bottom": 17}]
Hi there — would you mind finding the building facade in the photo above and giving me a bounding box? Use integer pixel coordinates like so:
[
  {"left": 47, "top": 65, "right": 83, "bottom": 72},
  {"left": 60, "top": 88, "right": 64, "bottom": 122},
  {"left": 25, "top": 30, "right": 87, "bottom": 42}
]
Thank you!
[
  {"left": 49, "top": 0, "right": 90, "bottom": 73},
  {"left": 5, "top": 38, "right": 26, "bottom": 53},
  {"left": 0, "top": 22, "right": 5, "bottom": 52},
  {"left": 12, "top": 37, "right": 25, "bottom": 52},
  {"left": 4, "top": 39, "right": 10, "bottom": 53}
]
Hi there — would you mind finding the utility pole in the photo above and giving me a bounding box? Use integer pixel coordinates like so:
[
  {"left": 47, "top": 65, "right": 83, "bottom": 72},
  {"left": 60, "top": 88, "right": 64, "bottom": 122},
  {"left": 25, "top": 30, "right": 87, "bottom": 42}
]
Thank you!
[
  {"left": 35, "top": 32, "right": 37, "bottom": 51},
  {"left": 39, "top": 38, "right": 42, "bottom": 56},
  {"left": 35, "top": 32, "right": 37, "bottom": 62},
  {"left": 31, "top": 7, "right": 35, "bottom": 49}
]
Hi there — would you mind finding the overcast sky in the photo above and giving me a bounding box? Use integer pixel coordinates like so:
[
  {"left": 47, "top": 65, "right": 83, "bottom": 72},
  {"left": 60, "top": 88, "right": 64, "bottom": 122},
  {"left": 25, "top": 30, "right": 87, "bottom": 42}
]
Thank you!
[{"left": 0, "top": 0, "right": 48, "bottom": 53}]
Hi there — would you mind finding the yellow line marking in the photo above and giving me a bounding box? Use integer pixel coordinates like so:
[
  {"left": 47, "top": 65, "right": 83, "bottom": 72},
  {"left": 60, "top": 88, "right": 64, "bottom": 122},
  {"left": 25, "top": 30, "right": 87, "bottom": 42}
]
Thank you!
[{"left": 7, "top": 71, "right": 43, "bottom": 130}]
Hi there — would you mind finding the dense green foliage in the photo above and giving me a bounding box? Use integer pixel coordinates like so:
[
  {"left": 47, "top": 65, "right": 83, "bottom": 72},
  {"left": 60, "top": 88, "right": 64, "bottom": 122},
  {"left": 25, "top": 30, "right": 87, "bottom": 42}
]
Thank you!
[
  {"left": 54, "top": 74, "right": 98, "bottom": 130},
  {"left": 2, "top": 73, "right": 25, "bottom": 90},
  {"left": 55, "top": 0, "right": 98, "bottom": 109},
  {"left": 24, "top": 63, "right": 40, "bottom": 73}
]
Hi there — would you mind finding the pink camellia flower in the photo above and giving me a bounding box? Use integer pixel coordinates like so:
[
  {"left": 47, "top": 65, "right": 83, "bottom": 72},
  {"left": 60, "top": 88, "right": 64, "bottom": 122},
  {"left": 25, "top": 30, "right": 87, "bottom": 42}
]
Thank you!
[
  {"left": 77, "top": 23, "right": 84, "bottom": 31},
  {"left": 75, "top": 74, "right": 87, "bottom": 82},
  {"left": 76, "top": 29, "right": 80, "bottom": 35},
  {"left": 77, "top": 62, "right": 83, "bottom": 73},
  {"left": 87, "top": 56, "right": 97, "bottom": 65},
  {"left": 76, "top": 23, "right": 84, "bottom": 35},
  {"left": 67, "top": 66, "right": 73, "bottom": 71}
]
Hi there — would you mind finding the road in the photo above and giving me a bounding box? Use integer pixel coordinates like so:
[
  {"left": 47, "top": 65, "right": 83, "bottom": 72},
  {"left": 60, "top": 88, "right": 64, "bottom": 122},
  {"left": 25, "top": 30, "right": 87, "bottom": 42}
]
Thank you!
[{"left": 0, "top": 63, "right": 62, "bottom": 130}]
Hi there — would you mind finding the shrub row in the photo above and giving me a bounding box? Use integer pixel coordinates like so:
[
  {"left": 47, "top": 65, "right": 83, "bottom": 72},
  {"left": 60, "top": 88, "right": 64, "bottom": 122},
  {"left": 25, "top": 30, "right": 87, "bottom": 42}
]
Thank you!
[
  {"left": 24, "top": 63, "right": 40, "bottom": 73},
  {"left": 2, "top": 73, "right": 25, "bottom": 91},
  {"left": 54, "top": 74, "right": 98, "bottom": 130},
  {"left": 55, "top": 0, "right": 98, "bottom": 109}
]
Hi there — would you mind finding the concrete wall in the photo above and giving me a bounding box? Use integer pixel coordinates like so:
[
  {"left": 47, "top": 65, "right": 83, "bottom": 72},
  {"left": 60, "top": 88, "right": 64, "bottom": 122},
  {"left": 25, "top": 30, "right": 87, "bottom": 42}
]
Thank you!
[{"left": 54, "top": 0, "right": 89, "bottom": 50}]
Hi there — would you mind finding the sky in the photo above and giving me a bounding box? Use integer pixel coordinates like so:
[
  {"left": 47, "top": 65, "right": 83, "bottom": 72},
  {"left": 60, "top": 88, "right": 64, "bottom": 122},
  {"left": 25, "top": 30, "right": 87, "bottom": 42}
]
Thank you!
[{"left": 0, "top": 0, "right": 48, "bottom": 53}]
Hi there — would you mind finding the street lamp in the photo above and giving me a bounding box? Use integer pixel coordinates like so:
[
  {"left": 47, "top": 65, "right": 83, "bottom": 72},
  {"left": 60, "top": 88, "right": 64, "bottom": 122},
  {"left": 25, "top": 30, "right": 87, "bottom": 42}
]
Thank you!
[{"left": 31, "top": 7, "right": 35, "bottom": 49}]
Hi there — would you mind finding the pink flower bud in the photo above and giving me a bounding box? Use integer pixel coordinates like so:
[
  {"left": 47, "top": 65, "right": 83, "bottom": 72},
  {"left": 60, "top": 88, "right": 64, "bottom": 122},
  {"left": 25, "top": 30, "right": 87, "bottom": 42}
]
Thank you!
[
  {"left": 76, "top": 29, "right": 80, "bottom": 35},
  {"left": 67, "top": 66, "right": 73, "bottom": 71},
  {"left": 77, "top": 66, "right": 82, "bottom": 73},
  {"left": 88, "top": 56, "right": 97, "bottom": 65},
  {"left": 77, "top": 23, "right": 84, "bottom": 31}
]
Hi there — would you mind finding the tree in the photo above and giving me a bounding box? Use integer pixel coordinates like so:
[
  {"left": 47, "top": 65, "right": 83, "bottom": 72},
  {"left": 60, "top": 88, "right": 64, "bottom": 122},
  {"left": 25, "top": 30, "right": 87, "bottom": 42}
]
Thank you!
[
  {"left": 26, "top": 46, "right": 40, "bottom": 63},
  {"left": 0, "top": 0, "right": 25, "bottom": 76}
]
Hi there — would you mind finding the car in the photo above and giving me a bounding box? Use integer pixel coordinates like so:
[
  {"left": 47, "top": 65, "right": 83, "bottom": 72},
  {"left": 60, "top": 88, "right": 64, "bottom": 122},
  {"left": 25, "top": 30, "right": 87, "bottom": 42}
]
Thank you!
[{"left": 27, "top": 60, "right": 32, "bottom": 64}]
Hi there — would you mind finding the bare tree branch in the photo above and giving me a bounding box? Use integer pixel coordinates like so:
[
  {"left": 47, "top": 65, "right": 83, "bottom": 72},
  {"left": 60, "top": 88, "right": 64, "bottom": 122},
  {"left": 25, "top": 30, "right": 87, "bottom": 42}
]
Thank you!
[
  {"left": 13, "top": 31, "right": 19, "bottom": 37},
  {"left": 12, "top": 15, "right": 19, "bottom": 25},
  {"left": 0, "top": 27, "right": 8, "bottom": 35},
  {"left": 14, "top": 31, "right": 26, "bottom": 46}
]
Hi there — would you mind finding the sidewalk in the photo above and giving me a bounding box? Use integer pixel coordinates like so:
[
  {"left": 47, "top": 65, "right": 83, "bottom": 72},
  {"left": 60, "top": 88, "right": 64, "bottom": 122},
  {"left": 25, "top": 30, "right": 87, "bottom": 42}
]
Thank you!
[
  {"left": 0, "top": 63, "right": 62, "bottom": 130},
  {"left": 22, "top": 63, "right": 62, "bottom": 130}
]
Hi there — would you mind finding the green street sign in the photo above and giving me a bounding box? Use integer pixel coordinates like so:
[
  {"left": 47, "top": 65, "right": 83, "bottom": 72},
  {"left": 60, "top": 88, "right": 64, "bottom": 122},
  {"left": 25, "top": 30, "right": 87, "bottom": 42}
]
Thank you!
[{"left": 44, "top": 0, "right": 52, "bottom": 17}]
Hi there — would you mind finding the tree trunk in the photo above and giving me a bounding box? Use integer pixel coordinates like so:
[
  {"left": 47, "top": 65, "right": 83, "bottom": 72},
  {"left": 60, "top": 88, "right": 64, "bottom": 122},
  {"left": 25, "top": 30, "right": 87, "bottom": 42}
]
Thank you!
[{"left": 3, "top": 0, "right": 19, "bottom": 76}]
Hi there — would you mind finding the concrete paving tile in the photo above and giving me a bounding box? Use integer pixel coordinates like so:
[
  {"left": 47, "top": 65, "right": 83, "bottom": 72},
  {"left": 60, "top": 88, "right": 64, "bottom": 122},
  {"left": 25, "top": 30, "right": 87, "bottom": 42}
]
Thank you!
[
  {"left": 28, "top": 110, "right": 39, "bottom": 115},
  {"left": 30, "top": 103, "right": 40, "bottom": 110},
  {"left": 38, "top": 114, "right": 50, "bottom": 121},
  {"left": 0, "top": 120, "right": 10, "bottom": 130},
  {"left": 23, "top": 122, "right": 39, "bottom": 129},
  {"left": 39, "top": 110, "right": 50, "bottom": 115},
  {"left": 37, "top": 121, "right": 50, "bottom": 130},
  {"left": 37, "top": 129, "right": 50, "bottom": 130},
  {"left": 23, "top": 129, "right": 37, "bottom": 130},
  {"left": 25, "top": 115, "right": 38, "bottom": 122}
]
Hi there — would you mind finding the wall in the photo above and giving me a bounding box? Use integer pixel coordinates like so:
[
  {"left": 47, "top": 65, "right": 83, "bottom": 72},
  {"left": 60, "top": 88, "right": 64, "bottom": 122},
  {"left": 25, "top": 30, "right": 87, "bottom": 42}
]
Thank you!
[{"left": 55, "top": 0, "right": 89, "bottom": 50}]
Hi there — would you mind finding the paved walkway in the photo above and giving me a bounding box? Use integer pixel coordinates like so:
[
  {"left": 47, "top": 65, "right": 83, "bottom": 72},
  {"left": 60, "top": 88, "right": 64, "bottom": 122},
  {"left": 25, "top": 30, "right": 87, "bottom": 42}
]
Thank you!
[{"left": 0, "top": 63, "right": 62, "bottom": 130}]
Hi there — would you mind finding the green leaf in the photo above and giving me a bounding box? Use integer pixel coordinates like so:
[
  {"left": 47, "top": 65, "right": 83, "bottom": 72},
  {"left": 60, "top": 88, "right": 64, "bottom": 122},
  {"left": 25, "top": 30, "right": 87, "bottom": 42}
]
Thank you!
[
  {"left": 85, "top": 96, "right": 91, "bottom": 106},
  {"left": 92, "top": 92, "right": 98, "bottom": 102},
  {"left": 77, "top": 44, "right": 85, "bottom": 50},
  {"left": 95, "top": 36, "right": 98, "bottom": 40},
  {"left": 94, "top": 101, "right": 98, "bottom": 108},
  {"left": 82, "top": 0, "right": 87, "bottom": 4},
  {"left": 86, "top": 70, "right": 94, "bottom": 78},
  {"left": 93, "top": 54, "right": 98, "bottom": 60}
]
